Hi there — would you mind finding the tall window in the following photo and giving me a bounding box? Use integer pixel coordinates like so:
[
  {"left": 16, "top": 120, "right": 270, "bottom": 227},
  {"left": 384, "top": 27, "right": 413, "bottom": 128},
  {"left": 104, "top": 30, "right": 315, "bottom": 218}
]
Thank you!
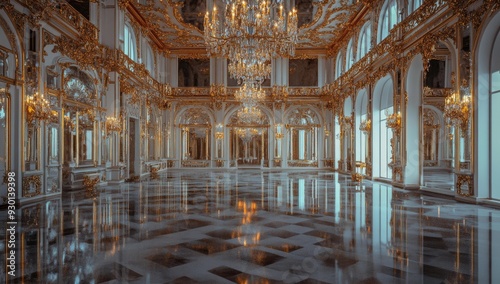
[
  {"left": 336, "top": 53, "right": 343, "bottom": 79},
  {"left": 379, "top": 0, "right": 398, "bottom": 42},
  {"left": 145, "top": 44, "right": 154, "bottom": 75},
  {"left": 491, "top": 30, "right": 500, "bottom": 200},
  {"left": 124, "top": 23, "right": 136, "bottom": 61},
  {"left": 358, "top": 22, "right": 372, "bottom": 60},
  {"left": 379, "top": 81, "right": 393, "bottom": 179},
  {"left": 346, "top": 39, "right": 354, "bottom": 71},
  {"left": 356, "top": 91, "right": 368, "bottom": 163}
]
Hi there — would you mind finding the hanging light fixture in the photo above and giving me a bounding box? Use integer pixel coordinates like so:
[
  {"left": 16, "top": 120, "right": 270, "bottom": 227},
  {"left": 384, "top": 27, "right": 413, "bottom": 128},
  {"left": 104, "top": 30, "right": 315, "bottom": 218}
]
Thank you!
[
  {"left": 236, "top": 127, "right": 261, "bottom": 143},
  {"left": 26, "top": 92, "right": 52, "bottom": 126},
  {"left": 228, "top": 58, "right": 271, "bottom": 85},
  {"left": 444, "top": 83, "right": 471, "bottom": 136},
  {"left": 204, "top": 0, "right": 298, "bottom": 82},
  {"left": 234, "top": 82, "right": 266, "bottom": 107},
  {"left": 237, "top": 106, "right": 263, "bottom": 124}
]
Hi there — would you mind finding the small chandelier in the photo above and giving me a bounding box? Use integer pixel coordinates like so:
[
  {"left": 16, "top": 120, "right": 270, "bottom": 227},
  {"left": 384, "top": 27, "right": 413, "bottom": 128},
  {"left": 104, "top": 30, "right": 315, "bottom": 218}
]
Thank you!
[
  {"left": 236, "top": 127, "right": 261, "bottom": 142},
  {"left": 359, "top": 119, "right": 371, "bottom": 133},
  {"left": 237, "top": 106, "right": 263, "bottom": 124},
  {"left": 386, "top": 111, "right": 401, "bottom": 132},
  {"left": 106, "top": 116, "right": 122, "bottom": 133},
  {"left": 444, "top": 86, "right": 471, "bottom": 136},
  {"left": 234, "top": 82, "right": 266, "bottom": 107},
  {"left": 26, "top": 92, "right": 52, "bottom": 126},
  {"left": 204, "top": 0, "right": 298, "bottom": 81}
]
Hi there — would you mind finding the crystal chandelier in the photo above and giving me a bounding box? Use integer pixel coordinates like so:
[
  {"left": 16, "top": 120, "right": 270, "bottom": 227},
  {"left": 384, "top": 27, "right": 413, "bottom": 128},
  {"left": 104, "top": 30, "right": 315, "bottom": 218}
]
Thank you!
[
  {"left": 236, "top": 127, "right": 261, "bottom": 142},
  {"left": 26, "top": 92, "right": 52, "bottom": 126},
  {"left": 234, "top": 82, "right": 266, "bottom": 107},
  {"left": 228, "top": 58, "right": 271, "bottom": 84},
  {"left": 386, "top": 111, "right": 401, "bottom": 131},
  {"left": 204, "top": 0, "right": 298, "bottom": 81},
  {"left": 237, "top": 106, "right": 263, "bottom": 124},
  {"left": 106, "top": 116, "right": 122, "bottom": 133},
  {"left": 444, "top": 85, "right": 471, "bottom": 136}
]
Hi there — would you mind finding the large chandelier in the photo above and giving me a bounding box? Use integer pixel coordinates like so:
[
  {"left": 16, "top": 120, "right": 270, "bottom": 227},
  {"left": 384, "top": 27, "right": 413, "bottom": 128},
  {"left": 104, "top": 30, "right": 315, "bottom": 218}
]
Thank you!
[
  {"left": 204, "top": 0, "right": 298, "bottom": 81},
  {"left": 234, "top": 82, "right": 266, "bottom": 107},
  {"left": 237, "top": 106, "right": 263, "bottom": 124}
]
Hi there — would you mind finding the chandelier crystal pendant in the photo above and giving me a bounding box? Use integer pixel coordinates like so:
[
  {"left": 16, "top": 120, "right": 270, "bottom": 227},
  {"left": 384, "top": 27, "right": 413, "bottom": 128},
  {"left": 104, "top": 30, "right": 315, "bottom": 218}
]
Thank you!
[
  {"left": 204, "top": 0, "right": 298, "bottom": 81},
  {"left": 234, "top": 82, "right": 266, "bottom": 107},
  {"left": 237, "top": 106, "right": 263, "bottom": 124},
  {"left": 228, "top": 58, "right": 271, "bottom": 85},
  {"left": 236, "top": 127, "right": 261, "bottom": 143}
]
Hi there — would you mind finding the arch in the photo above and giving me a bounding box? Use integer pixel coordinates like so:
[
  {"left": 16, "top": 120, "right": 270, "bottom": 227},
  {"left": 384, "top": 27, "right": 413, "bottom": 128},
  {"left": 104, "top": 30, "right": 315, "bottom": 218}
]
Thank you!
[
  {"left": 475, "top": 10, "right": 500, "bottom": 200},
  {"left": 145, "top": 43, "right": 154, "bottom": 75},
  {"left": 343, "top": 96, "right": 353, "bottom": 116},
  {"left": 123, "top": 22, "right": 137, "bottom": 61},
  {"left": 175, "top": 106, "right": 214, "bottom": 126},
  {"left": 405, "top": 54, "right": 423, "bottom": 186},
  {"left": 0, "top": 11, "right": 23, "bottom": 79},
  {"left": 355, "top": 89, "right": 368, "bottom": 162},
  {"left": 284, "top": 104, "right": 322, "bottom": 125},
  {"left": 346, "top": 38, "right": 354, "bottom": 71},
  {"left": 357, "top": 21, "right": 372, "bottom": 60},
  {"left": 63, "top": 65, "right": 98, "bottom": 106},
  {"left": 336, "top": 52, "right": 344, "bottom": 79},
  {"left": 225, "top": 104, "right": 272, "bottom": 126},
  {"left": 378, "top": 0, "right": 398, "bottom": 43},
  {"left": 373, "top": 74, "right": 394, "bottom": 179}
]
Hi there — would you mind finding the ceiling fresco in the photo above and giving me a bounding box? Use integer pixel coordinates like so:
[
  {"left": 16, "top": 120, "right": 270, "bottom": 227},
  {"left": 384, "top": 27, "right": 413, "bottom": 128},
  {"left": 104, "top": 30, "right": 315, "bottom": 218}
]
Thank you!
[{"left": 133, "top": 0, "right": 358, "bottom": 54}]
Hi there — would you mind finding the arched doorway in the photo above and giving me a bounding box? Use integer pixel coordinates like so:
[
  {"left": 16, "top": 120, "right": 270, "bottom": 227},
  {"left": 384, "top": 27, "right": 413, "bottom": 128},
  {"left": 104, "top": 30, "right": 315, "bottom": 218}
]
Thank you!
[
  {"left": 177, "top": 107, "right": 213, "bottom": 167},
  {"left": 373, "top": 75, "right": 393, "bottom": 180},
  {"left": 476, "top": 11, "right": 500, "bottom": 200},
  {"left": 355, "top": 89, "right": 369, "bottom": 165},
  {"left": 285, "top": 107, "right": 321, "bottom": 168},
  {"left": 227, "top": 106, "right": 270, "bottom": 168}
]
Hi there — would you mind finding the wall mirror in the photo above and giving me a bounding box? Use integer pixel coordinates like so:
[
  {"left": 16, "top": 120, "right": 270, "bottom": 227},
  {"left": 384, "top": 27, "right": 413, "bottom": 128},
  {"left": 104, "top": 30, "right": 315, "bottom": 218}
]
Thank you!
[
  {"left": 286, "top": 108, "right": 319, "bottom": 165},
  {"left": 62, "top": 66, "right": 97, "bottom": 167},
  {"left": 179, "top": 107, "right": 211, "bottom": 161},
  {"left": 228, "top": 106, "right": 269, "bottom": 167}
]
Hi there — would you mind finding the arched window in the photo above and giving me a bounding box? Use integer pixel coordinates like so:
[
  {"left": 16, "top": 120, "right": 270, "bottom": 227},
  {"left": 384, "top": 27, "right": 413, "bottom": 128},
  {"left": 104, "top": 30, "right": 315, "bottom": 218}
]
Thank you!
[
  {"left": 145, "top": 44, "right": 154, "bottom": 76},
  {"left": 346, "top": 39, "right": 354, "bottom": 70},
  {"left": 355, "top": 90, "right": 368, "bottom": 163},
  {"left": 358, "top": 22, "right": 372, "bottom": 60},
  {"left": 491, "top": 29, "right": 500, "bottom": 199},
  {"left": 378, "top": 80, "right": 393, "bottom": 179},
  {"left": 124, "top": 23, "right": 137, "bottom": 61},
  {"left": 378, "top": 0, "right": 398, "bottom": 42},
  {"left": 336, "top": 52, "right": 343, "bottom": 79},
  {"left": 408, "top": 0, "right": 423, "bottom": 14}
]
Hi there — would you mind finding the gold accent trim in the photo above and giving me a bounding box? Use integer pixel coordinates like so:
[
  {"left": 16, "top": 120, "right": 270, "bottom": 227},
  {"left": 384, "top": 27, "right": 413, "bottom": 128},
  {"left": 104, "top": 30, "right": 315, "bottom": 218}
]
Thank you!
[{"left": 22, "top": 175, "right": 42, "bottom": 198}]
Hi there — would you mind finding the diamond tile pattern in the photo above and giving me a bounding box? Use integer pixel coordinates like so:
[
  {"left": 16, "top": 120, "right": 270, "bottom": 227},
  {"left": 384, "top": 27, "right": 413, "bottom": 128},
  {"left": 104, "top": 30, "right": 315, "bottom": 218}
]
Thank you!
[{"left": 1, "top": 170, "right": 498, "bottom": 283}]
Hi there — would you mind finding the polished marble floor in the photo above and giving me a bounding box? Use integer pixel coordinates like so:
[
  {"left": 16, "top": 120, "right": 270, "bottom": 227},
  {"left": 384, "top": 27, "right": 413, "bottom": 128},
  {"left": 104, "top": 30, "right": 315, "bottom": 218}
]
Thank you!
[
  {"left": 422, "top": 168, "right": 454, "bottom": 191},
  {"left": 2, "top": 170, "right": 500, "bottom": 283}
]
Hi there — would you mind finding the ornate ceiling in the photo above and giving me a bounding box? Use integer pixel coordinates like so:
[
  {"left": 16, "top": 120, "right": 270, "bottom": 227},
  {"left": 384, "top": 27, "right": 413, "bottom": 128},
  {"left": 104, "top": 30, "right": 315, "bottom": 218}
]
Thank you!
[{"left": 133, "top": 0, "right": 360, "bottom": 55}]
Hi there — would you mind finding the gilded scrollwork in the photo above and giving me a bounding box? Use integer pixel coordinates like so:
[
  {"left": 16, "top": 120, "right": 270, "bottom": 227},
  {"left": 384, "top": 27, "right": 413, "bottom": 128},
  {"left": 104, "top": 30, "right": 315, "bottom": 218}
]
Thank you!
[{"left": 22, "top": 175, "right": 42, "bottom": 198}]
